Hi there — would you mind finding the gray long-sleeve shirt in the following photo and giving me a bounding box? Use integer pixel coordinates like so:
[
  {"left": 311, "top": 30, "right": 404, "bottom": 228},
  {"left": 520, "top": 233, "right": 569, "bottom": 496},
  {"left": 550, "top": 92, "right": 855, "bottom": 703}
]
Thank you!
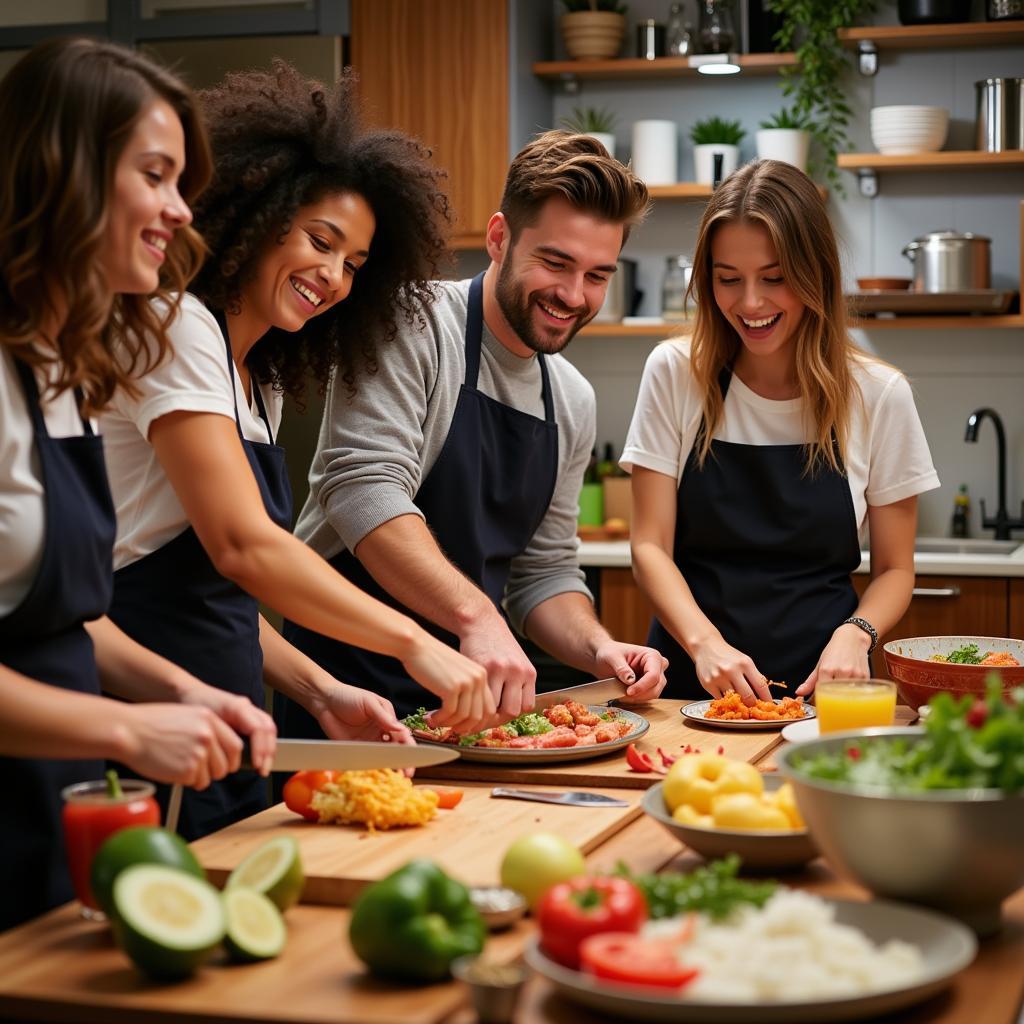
[{"left": 293, "top": 278, "right": 596, "bottom": 633}]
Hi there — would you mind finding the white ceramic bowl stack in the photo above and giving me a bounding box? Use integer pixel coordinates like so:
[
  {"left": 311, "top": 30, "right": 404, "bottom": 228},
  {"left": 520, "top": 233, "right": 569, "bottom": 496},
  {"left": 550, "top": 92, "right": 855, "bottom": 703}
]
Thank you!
[{"left": 870, "top": 105, "right": 949, "bottom": 155}]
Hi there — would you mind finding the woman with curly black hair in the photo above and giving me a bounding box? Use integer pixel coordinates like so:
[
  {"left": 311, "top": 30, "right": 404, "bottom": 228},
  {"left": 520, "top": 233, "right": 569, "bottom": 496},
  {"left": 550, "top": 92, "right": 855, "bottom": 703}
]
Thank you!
[{"left": 100, "top": 62, "right": 492, "bottom": 840}]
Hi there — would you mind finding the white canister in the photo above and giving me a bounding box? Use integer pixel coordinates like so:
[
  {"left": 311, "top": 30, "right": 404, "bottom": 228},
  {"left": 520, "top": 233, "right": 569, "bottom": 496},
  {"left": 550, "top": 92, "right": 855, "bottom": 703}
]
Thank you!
[
  {"left": 631, "top": 120, "right": 678, "bottom": 185},
  {"left": 693, "top": 143, "right": 739, "bottom": 186}
]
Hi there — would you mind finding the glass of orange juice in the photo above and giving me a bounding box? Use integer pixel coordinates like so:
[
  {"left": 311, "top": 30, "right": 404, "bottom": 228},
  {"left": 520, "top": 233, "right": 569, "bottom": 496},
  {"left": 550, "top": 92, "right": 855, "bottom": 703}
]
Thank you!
[{"left": 815, "top": 678, "right": 897, "bottom": 734}]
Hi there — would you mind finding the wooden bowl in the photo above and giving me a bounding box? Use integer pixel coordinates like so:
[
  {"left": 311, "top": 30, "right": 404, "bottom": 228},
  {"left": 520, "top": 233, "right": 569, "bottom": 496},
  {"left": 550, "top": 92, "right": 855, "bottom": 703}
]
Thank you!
[
  {"left": 857, "top": 277, "right": 912, "bottom": 291},
  {"left": 882, "top": 635, "right": 1024, "bottom": 710}
]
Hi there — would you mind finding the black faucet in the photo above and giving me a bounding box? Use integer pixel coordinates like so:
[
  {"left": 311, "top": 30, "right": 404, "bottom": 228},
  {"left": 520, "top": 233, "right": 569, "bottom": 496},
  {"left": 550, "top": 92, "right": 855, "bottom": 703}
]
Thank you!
[{"left": 964, "top": 407, "right": 1024, "bottom": 541}]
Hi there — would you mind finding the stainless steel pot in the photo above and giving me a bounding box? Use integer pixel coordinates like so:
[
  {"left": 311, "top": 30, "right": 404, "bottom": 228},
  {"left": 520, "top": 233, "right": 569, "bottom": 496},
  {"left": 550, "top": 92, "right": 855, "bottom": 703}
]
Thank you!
[
  {"left": 901, "top": 230, "right": 991, "bottom": 292},
  {"left": 593, "top": 258, "right": 638, "bottom": 322}
]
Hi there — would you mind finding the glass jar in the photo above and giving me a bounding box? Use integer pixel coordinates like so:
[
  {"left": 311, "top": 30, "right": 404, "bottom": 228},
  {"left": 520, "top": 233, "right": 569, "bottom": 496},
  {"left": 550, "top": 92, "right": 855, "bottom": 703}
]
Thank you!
[
  {"left": 666, "top": 2, "right": 694, "bottom": 56},
  {"left": 698, "top": 0, "right": 736, "bottom": 54},
  {"left": 662, "top": 255, "right": 693, "bottom": 322}
]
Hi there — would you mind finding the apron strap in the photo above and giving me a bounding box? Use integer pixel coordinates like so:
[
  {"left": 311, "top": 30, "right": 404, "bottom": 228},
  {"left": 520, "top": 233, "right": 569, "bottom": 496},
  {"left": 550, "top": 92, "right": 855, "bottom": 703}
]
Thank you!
[
  {"left": 12, "top": 356, "right": 94, "bottom": 437},
  {"left": 209, "top": 308, "right": 275, "bottom": 444},
  {"left": 464, "top": 273, "right": 485, "bottom": 390}
]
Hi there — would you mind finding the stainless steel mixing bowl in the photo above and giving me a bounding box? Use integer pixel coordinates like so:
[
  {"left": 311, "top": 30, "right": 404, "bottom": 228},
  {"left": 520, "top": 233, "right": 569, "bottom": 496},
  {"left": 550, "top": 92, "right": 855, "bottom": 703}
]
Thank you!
[{"left": 777, "top": 728, "right": 1024, "bottom": 936}]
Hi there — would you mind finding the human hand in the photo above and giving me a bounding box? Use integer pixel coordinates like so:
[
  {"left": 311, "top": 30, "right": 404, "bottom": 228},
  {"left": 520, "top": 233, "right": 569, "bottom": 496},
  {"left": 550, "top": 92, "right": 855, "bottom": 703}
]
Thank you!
[
  {"left": 401, "top": 630, "right": 494, "bottom": 735},
  {"left": 797, "top": 623, "right": 871, "bottom": 696},
  {"left": 311, "top": 682, "right": 413, "bottom": 746},
  {"left": 592, "top": 640, "right": 669, "bottom": 702},
  {"left": 116, "top": 702, "right": 243, "bottom": 790},
  {"left": 181, "top": 683, "right": 277, "bottom": 776},
  {"left": 691, "top": 636, "right": 771, "bottom": 704},
  {"left": 459, "top": 609, "right": 537, "bottom": 720}
]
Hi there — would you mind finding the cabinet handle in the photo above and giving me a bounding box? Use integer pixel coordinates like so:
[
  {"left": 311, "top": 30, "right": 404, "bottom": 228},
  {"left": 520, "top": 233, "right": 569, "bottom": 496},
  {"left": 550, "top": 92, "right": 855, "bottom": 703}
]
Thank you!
[{"left": 911, "top": 587, "right": 960, "bottom": 598}]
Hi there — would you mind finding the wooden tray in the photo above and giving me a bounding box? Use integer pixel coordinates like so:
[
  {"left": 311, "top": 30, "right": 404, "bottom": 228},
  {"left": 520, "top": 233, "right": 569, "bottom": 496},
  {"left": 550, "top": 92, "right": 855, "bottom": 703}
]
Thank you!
[
  {"left": 848, "top": 289, "right": 1017, "bottom": 315},
  {"left": 417, "top": 701, "right": 784, "bottom": 789},
  {"left": 190, "top": 782, "right": 642, "bottom": 906}
]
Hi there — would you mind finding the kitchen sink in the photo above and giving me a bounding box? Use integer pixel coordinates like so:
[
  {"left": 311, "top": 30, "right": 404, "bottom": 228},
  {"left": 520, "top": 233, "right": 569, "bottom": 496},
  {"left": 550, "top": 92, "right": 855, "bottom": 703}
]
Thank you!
[{"left": 912, "top": 537, "right": 1022, "bottom": 556}]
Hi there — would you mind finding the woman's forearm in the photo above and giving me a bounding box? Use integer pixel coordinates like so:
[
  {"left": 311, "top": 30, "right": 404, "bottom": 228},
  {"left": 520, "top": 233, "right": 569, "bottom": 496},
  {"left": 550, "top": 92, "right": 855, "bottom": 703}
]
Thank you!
[{"left": 850, "top": 567, "right": 915, "bottom": 637}]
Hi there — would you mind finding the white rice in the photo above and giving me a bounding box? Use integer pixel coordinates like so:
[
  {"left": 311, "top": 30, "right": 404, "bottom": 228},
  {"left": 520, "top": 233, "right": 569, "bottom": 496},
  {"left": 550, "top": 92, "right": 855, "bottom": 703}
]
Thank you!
[{"left": 643, "top": 890, "right": 924, "bottom": 1002}]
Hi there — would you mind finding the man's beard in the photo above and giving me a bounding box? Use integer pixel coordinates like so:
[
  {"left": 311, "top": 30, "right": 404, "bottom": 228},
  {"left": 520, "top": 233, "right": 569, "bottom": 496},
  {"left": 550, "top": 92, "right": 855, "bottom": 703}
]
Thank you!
[{"left": 494, "top": 257, "right": 590, "bottom": 355}]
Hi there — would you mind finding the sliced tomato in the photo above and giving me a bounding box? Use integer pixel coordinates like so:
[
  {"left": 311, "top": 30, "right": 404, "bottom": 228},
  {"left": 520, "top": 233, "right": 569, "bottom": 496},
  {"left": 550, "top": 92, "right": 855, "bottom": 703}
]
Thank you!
[
  {"left": 418, "top": 785, "right": 464, "bottom": 809},
  {"left": 579, "top": 932, "right": 699, "bottom": 990}
]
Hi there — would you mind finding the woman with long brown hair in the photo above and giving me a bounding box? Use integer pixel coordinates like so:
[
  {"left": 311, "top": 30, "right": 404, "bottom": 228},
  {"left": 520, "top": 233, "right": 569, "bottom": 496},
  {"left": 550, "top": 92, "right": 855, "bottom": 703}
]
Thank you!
[
  {"left": 625, "top": 160, "right": 938, "bottom": 702},
  {"left": 0, "top": 38, "right": 276, "bottom": 930},
  {"left": 100, "top": 62, "right": 490, "bottom": 840}
]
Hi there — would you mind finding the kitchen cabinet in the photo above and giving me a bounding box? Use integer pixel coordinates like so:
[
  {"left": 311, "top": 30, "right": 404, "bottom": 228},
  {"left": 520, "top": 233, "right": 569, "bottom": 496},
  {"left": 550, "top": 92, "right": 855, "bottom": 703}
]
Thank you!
[
  {"left": 599, "top": 567, "right": 656, "bottom": 646},
  {"left": 350, "top": 0, "right": 509, "bottom": 246},
  {"left": 1009, "top": 580, "right": 1024, "bottom": 640}
]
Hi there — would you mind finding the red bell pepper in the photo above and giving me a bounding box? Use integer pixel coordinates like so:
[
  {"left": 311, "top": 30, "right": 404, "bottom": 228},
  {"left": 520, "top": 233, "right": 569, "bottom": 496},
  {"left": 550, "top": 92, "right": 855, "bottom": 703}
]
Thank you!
[
  {"left": 537, "top": 876, "right": 647, "bottom": 969},
  {"left": 625, "top": 743, "right": 665, "bottom": 774},
  {"left": 282, "top": 769, "right": 337, "bottom": 821}
]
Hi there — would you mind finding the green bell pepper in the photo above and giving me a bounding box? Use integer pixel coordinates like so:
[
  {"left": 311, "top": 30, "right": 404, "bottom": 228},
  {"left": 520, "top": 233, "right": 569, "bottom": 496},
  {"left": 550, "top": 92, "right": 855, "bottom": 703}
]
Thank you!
[{"left": 348, "top": 859, "right": 485, "bottom": 982}]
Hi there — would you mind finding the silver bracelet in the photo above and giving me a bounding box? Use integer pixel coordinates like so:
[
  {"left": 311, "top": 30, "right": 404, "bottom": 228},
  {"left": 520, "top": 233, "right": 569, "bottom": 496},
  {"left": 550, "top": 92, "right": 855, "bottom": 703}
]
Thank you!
[{"left": 843, "top": 616, "right": 878, "bottom": 655}]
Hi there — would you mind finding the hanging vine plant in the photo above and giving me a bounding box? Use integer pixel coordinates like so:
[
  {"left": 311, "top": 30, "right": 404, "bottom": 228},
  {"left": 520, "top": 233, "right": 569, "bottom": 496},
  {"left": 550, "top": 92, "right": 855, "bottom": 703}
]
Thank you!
[{"left": 765, "top": 0, "right": 876, "bottom": 194}]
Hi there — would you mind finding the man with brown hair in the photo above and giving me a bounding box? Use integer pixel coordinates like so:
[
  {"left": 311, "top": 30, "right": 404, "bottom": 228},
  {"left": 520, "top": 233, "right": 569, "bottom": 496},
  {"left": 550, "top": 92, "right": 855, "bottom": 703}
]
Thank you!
[{"left": 278, "top": 131, "right": 667, "bottom": 730}]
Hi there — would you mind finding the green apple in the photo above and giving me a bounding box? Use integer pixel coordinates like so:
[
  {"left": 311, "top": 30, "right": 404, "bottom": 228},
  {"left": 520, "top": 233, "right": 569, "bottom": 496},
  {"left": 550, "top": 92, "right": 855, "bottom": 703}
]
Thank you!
[{"left": 499, "top": 832, "right": 585, "bottom": 910}]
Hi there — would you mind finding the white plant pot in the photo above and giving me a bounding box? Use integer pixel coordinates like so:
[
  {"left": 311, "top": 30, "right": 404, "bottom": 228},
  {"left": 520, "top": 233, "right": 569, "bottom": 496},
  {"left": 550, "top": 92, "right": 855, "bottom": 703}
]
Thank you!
[
  {"left": 693, "top": 144, "right": 739, "bottom": 186},
  {"left": 755, "top": 129, "right": 811, "bottom": 172},
  {"left": 585, "top": 132, "right": 616, "bottom": 157}
]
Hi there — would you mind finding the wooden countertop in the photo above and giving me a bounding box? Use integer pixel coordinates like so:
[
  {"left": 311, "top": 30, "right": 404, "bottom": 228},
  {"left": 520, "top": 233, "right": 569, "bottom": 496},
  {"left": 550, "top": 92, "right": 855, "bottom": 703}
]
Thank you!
[{"left": 1, "top": 710, "right": 1020, "bottom": 1024}]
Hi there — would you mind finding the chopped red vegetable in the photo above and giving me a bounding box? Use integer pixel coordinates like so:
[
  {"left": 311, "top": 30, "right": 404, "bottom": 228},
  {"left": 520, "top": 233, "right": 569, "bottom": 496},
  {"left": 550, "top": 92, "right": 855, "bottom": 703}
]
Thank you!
[
  {"left": 657, "top": 747, "right": 676, "bottom": 768},
  {"left": 625, "top": 744, "right": 665, "bottom": 774},
  {"left": 846, "top": 746, "right": 862, "bottom": 761}
]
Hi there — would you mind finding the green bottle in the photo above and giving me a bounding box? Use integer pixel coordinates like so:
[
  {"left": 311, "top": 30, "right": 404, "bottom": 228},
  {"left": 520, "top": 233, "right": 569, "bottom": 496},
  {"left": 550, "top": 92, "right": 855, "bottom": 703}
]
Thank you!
[{"left": 951, "top": 484, "right": 969, "bottom": 538}]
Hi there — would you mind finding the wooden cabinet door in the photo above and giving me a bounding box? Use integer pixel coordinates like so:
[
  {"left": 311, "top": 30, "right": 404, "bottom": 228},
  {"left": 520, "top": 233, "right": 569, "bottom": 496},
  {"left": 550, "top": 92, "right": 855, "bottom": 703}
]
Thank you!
[
  {"left": 1010, "top": 580, "right": 1024, "bottom": 639},
  {"left": 853, "top": 574, "right": 1009, "bottom": 651},
  {"left": 599, "top": 568, "right": 655, "bottom": 647},
  {"left": 351, "top": 0, "right": 509, "bottom": 242}
]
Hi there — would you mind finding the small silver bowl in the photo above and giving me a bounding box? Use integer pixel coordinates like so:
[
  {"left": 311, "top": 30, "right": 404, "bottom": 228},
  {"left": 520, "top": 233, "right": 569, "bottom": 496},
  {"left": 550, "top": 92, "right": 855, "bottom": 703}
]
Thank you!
[
  {"left": 450, "top": 955, "right": 528, "bottom": 1024},
  {"left": 469, "top": 886, "right": 527, "bottom": 930}
]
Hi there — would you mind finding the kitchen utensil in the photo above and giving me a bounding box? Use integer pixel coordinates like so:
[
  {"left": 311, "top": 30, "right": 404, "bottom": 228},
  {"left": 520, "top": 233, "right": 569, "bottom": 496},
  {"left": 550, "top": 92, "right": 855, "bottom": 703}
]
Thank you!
[
  {"left": 662, "top": 255, "right": 694, "bottom": 322},
  {"left": 680, "top": 698, "right": 816, "bottom": 730},
  {"left": 451, "top": 955, "right": 528, "bottom": 1024},
  {"left": 242, "top": 739, "right": 460, "bottom": 772},
  {"left": 165, "top": 783, "right": 183, "bottom": 834},
  {"left": 468, "top": 887, "right": 528, "bottom": 929},
  {"left": 898, "top": 0, "right": 970, "bottom": 23},
  {"left": 778, "top": 727, "right": 1024, "bottom": 936},
  {"left": 870, "top": 105, "right": 948, "bottom": 154},
  {"left": 491, "top": 787, "right": 630, "bottom": 807},
  {"left": 849, "top": 288, "right": 1015, "bottom": 315},
  {"left": 641, "top": 779, "right": 818, "bottom": 871},
  {"left": 901, "top": 230, "right": 991, "bottom": 292},
  {"left": 882, "top": 635, "right": 1024, "bottom": 710},
  {"left": 856, "top": 276, "right": 911, "bottom": 290},
  {"left": 988, "top": 0, "right": 1024, "bottom": 18},
  {"left": 636, "top": 19, "right": 666, "bottom": 60},
  {"left": 533, "top": 676, "right": 628, "bottom": 711},
  {"left": 593, "top": 258, "right": 638, "bottom": 323},
  {"left": 976, "top": 78, "right": 1023, "bottom": 152}
]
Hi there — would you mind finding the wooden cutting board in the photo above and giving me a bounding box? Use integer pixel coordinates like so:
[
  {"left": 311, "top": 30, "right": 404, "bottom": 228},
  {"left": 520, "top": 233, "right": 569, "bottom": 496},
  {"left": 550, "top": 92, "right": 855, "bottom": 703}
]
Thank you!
[
  {"left": 191, "top": 782, "right": 642, "bottom": 906},
  {"left": 418, "top": 700, "right": 785, "bottom": 789}
]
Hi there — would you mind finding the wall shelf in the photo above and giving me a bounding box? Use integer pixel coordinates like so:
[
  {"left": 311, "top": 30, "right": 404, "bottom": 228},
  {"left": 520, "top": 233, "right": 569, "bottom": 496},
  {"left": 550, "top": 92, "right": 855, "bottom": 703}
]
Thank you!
[
  {"left": 838, "top": 151, "right": 1024, "bottom": 197},
  {"left": 532, "top": 52, "right": 797, "bottom": 83},
  {"left": 838, "top": 22, "right": 1024, "bottom": 50},
  {"left": 852, "top": 314, "right": 1024, "bottom": 330},
  {"left": 580, "top": 322, "right": 688, "bottom": 337}
]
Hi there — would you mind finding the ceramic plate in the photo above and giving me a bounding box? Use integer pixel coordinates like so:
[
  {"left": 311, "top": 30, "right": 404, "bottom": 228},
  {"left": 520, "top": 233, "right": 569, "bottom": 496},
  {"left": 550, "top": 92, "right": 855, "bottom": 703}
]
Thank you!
[
  {"left": 524, "top": 898, "right": 976, "bottom": 1023},
  {"left": 681, "top": 699, "right": 816, "bottom": 731},
  {"left": 414, "top": 706, "right": 649, "bottom": 764},
  {"left": 781, "top": 719, "right": 820, "bottom": 743}
]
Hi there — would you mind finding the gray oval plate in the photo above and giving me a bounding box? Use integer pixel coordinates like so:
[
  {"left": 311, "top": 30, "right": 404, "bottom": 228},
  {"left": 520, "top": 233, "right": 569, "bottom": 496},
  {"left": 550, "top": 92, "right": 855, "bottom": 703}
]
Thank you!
[
  {"left": 681, "top": 698, "right": 816, "bottom": 731},
  {"left": 416, "top": 706, "right": 649, "bottom": 764},
  {"left": 524, "top": 898, "right": 976, "bottom": 1023}
]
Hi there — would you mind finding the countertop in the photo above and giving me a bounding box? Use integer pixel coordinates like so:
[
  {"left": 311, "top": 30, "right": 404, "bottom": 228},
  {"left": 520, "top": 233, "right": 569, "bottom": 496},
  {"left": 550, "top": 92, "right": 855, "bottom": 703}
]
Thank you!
[{"left": 578, "top": 539, "right": 1024, "bottom": 577}]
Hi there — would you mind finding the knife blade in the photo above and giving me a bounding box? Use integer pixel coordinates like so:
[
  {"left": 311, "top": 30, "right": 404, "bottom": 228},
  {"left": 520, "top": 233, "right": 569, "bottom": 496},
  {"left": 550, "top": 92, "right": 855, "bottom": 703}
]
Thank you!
[
  {"left": 244, "top": 739, "right": 460, "bottom": 773},
  {"left": 532, "top": 676, "right": 628, "bottom": 712}
]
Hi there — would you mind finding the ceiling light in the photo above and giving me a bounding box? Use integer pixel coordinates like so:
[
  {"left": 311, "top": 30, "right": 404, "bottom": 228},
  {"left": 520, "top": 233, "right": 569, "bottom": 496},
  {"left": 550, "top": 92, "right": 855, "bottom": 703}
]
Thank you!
[{"left": 689, "top": 54, "right": 742, "bottom": 75}]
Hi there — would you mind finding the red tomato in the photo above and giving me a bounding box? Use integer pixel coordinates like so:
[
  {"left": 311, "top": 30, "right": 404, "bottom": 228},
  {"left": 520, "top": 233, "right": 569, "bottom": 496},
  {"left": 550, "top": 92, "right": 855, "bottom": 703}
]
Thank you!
[
  {"left": 579, "top": 932, "right": 700, "bottom": 990},
  {"left": 282, "top": 770, "right": 337, "bottom": 821},
  {"left": 537, "top": 876, "right": 647, "bottom": 969},
  {"left": 418, "top": 786, "right": 464, "bottom": 809}
]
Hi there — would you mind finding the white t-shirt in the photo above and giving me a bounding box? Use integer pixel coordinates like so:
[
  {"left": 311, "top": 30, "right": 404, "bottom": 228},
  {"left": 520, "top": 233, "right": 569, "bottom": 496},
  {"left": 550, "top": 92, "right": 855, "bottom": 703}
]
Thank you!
[
  {"left": 101, "top": 293, "right": 283, "bottom": 570},
  {"left": 621, "top": 338, "right": 939, "bottom": 529},
  {"left": 0, "top": 348, "right": 94, "bottom": 615}
]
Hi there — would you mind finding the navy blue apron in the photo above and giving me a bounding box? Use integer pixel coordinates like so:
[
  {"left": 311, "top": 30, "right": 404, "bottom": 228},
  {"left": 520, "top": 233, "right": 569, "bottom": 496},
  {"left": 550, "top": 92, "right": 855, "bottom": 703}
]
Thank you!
[
  {"left": 279, "top": 272, "right": 560, "bottom": 729},
  {"left": 648, "top": 367, "right": 861, "bottom": 699},
  {"left": 108, "top": 313, "right": 292, "bottom": 840},
  {"left": 0, "top": 358, "right": 116, "bottom": 930}
]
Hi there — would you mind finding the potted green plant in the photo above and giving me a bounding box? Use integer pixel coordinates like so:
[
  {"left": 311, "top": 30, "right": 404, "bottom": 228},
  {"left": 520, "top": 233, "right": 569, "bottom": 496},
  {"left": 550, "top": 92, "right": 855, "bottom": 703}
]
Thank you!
[
  {"left": 690, "top": 116, "right": 745, "bottom": 185},
  {"left": 560, "top": 105, "right": 618, "bottom": 156},
  {"left": 765, "top": 0, "right": 876, "bottom": 192},
  {"left": 560, "top": 0, "right": 628, "bottom": 61},
  {"left": 755, "top": 106, "right": 813, "bottom": 172}
]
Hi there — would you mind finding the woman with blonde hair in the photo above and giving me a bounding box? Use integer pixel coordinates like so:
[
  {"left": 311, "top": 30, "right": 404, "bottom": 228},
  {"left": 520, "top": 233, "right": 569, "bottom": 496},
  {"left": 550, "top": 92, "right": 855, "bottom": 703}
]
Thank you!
[
  {"left": 0, "top": 37, "right": 276, "bottom": 930},
  {"left": 624, "top": 160, "right": 938, "bottom": 702}
]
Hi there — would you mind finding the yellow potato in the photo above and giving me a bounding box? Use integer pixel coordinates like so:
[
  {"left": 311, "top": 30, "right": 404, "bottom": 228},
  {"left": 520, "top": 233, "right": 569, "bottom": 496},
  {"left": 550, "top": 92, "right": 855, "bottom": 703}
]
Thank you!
[
  {"left": 713, "top": 760, "right": 764, "bottom": 798},
  {"left": 771, "top": 782, "right": 806, "bottom": 829},
  {"left": 672, "top": 804, "right": 713, "bottom": 828},
  {"left": 663, "top": 753, "right": 762, "bottom": 814},
  {"left": 712, "top": 792, "right": 792, "bottom": 831}
]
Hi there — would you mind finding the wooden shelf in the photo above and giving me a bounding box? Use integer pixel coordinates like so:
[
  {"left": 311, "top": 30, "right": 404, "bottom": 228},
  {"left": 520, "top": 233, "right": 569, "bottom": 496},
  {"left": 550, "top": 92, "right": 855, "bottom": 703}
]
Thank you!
[
  {"left": 838, "top": 22, "right": 1024, "bottom": 50},
  {"left": 852, "top": 314, "right": 1024, "bottom": 330},
  {"left": 647, "top": 183, "right": 714, "bottom": 199},
  {"left": 838, "top": 151, "right": 1024, "bottom": 172},
  {"left": 452, "top": 233, "right": 487, "bottom": 250},
  {"left": 579, "top": 322, "right": 690, "bottom": 337},
  {"left": 532, "top": 53, "right": 797, "bottom": 82}
]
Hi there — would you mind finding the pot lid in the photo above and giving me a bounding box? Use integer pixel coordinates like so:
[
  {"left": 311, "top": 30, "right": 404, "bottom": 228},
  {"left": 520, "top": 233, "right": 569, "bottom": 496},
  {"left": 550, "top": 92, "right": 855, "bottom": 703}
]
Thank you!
[{"left": 908, "top": 229, "right": 991, "bottom": 244}]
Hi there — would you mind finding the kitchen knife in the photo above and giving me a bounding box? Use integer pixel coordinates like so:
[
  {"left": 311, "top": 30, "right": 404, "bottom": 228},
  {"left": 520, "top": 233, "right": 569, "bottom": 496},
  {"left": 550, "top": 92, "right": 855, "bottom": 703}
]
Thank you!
[
  {"left": 243, "top": 739, "right": 460, "bottom": 773},
  {"left": 532, "top": 676, "right": 629, "bottom": 712}
]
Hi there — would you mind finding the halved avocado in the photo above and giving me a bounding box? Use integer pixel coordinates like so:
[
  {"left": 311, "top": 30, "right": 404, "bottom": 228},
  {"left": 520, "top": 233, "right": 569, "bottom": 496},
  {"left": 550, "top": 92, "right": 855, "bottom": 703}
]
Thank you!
[{"left": 111, "top": 864, "right": 224, "bottom": 979}]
